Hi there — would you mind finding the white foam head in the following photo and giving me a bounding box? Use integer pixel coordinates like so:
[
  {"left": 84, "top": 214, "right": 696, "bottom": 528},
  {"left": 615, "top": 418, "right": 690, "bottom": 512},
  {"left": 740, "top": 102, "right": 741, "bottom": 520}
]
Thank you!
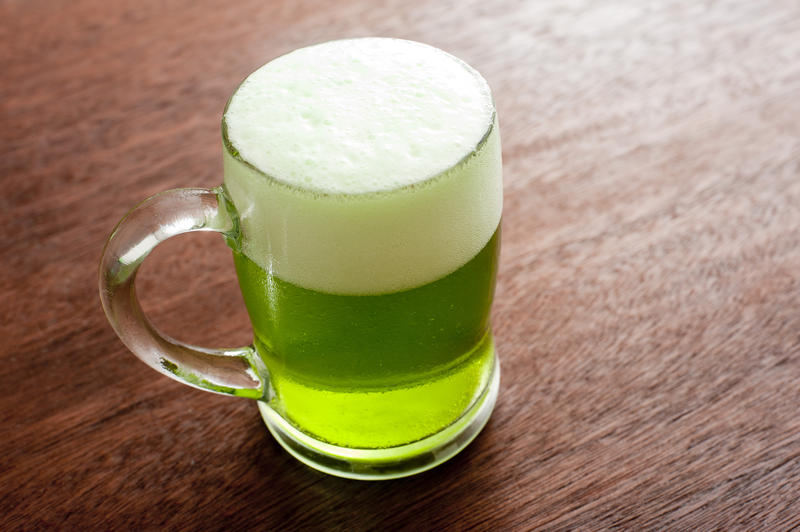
[{"left": 223, "top": 38, "right": 502, "bottom": 294}]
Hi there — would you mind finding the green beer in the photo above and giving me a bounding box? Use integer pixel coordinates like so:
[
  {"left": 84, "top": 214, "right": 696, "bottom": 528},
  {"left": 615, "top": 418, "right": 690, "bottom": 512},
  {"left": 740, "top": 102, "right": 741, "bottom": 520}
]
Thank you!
[
  {"left": 99, "top": 38, "right": 503, "bottom": 477},
  {"left": 222, "top": 38, "right": 502, "bottom": 456},
  {"left": 233, "top": 227, "right": 499, "bottom": 448}
]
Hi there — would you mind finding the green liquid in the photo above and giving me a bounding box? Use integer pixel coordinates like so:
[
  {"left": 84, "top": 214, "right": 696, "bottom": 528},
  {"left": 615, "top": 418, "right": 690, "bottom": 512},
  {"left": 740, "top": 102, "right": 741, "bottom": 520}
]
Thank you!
[{"left": 233, "top": 227, "right": 500, "bottom": 448}]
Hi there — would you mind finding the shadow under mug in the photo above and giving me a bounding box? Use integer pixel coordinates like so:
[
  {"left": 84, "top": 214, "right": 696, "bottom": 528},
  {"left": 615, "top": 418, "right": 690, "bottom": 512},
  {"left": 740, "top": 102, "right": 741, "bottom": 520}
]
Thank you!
[{"left": 99, "top": 84, "right": 502, "bottom": 483}]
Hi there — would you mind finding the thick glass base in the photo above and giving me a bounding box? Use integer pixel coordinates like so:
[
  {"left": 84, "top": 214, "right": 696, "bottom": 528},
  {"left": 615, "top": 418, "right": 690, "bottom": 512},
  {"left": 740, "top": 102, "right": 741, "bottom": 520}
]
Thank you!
[{"left": 257, "top": 356, "right": 500, "bottom": 480}]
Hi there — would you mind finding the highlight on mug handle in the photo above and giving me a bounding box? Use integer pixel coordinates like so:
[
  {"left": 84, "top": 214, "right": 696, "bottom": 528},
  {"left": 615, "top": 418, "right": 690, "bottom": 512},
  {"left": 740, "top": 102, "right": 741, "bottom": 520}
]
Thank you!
[{"left": 99, "top": 187, "right": 267, "bottom": 399}]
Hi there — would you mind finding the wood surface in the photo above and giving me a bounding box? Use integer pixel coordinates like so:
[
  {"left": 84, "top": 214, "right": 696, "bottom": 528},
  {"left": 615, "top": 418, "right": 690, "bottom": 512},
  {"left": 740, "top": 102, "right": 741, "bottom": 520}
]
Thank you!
[{"left": 2, "top": 0, "right": 800, "bottom": 529}]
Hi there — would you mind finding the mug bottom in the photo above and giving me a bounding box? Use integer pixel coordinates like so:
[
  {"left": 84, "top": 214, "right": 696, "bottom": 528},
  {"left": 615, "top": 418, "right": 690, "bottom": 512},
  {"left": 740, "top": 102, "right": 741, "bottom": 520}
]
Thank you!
[{"left": 257, "top": 356, "right": 500, "bottom": 480}]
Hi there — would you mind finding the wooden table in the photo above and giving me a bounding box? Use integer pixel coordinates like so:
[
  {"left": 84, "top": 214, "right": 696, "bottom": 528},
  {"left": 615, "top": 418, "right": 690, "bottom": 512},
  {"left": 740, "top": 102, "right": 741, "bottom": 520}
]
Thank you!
[{"left": 2, "top": 0, "right": 799, "bottom": 529}]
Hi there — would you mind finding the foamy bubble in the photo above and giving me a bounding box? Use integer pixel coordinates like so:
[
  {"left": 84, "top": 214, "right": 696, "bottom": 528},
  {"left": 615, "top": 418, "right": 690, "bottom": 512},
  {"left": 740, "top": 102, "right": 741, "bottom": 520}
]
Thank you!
[
  {"left": 223, "top": 38, "right": 502, "bottom": 294},
  {"left": 225, "top": 38, "right": 493, "bottom": 195}
]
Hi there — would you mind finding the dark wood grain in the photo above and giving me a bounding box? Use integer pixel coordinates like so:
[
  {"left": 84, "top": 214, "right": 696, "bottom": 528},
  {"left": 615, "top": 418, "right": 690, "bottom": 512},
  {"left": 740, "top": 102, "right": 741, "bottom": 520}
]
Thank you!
[{"left": 2, "top": 0, "right": 799, "bottom": 529}]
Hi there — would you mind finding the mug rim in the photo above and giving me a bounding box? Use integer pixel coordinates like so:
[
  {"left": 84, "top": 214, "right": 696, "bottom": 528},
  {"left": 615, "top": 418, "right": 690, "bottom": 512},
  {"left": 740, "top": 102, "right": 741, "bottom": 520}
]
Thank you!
[{"left": 220, "top": 37, "right": 497, "bottom": 200}]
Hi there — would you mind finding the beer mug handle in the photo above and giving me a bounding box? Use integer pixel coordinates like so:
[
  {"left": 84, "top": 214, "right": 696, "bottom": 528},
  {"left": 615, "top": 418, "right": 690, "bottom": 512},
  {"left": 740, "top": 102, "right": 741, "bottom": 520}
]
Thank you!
[{"left": 99, "top": 187, "right": 266, "bottom": 399}]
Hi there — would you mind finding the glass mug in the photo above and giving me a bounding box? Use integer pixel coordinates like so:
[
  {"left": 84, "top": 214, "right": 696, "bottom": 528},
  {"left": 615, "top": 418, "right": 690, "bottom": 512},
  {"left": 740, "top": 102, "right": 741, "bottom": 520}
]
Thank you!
[{"left": 99, "top": 38, "right": 502, "bottom": 480}]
